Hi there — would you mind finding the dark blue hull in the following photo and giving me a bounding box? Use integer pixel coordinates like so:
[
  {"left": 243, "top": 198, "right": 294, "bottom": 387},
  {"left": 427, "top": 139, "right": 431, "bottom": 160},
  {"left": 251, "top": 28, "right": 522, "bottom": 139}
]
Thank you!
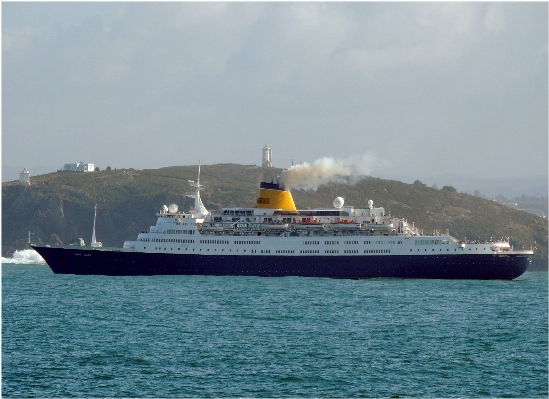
[{"left": 32, "top": 245, "right": 530, "bottom": 279}]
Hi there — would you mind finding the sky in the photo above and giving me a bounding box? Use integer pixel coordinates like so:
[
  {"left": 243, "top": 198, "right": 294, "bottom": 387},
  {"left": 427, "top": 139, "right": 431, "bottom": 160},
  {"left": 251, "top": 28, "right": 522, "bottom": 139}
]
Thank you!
[{"left": 2, "top": 2, "right": 548, "bottom": 197}]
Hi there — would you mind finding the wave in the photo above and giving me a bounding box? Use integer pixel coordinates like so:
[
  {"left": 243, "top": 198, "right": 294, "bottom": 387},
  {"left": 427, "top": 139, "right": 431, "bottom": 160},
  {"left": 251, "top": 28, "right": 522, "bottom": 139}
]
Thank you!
[{"left": 1, "top": 249, "right": 46, "bottom": 265}]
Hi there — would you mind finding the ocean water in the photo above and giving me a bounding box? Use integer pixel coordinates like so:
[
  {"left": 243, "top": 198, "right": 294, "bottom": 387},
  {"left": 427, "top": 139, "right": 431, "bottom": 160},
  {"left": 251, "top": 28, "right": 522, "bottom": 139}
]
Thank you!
[{"left": 2, "top": 262, "right": 547, "bottom": 398}]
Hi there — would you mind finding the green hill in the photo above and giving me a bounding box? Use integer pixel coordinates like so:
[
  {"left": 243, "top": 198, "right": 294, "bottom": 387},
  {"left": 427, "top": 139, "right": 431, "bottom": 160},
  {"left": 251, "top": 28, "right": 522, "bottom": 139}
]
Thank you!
[{"left": 2, "top": 163, "right": 547, "bottom": 270}]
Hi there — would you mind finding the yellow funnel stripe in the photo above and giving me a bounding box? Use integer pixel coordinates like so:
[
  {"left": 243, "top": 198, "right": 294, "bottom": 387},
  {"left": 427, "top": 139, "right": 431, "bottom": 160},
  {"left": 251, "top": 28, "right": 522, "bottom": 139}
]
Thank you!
[{"left": 256, "top": 188, "right": 297, "bottom": 211}]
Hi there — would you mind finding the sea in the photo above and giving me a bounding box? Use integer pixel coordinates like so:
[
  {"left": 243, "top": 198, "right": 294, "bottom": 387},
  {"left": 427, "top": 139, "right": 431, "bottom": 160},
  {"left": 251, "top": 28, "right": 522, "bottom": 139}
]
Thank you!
[{"left": 2, "top": 250, "right": 548, "bottom": 398}]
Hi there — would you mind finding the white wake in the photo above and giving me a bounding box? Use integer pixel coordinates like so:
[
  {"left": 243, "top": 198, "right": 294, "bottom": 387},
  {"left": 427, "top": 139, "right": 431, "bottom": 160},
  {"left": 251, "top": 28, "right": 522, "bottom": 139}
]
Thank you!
[{"left": 1, "top": 249, "right": 46, "bottom": 264}]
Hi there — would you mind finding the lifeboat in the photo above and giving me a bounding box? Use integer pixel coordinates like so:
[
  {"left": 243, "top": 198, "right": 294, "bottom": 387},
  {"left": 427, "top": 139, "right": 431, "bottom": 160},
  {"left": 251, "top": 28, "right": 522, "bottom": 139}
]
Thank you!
[
  {"left": 261, "top": 223, "right": 290, "bottom": 231},
  {"left": 292, "top": 221, "right": 325, "bottom": 231},
  {"left": 329, "top": 220, "right": 362, "bottom": 230}
]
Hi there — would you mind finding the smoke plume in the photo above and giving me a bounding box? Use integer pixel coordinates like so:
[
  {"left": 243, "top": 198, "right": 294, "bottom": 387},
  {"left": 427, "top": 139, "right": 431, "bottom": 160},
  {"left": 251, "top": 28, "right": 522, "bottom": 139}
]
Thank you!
[{"left": 279, "top": 155, "right": 376, "bottom": 191}]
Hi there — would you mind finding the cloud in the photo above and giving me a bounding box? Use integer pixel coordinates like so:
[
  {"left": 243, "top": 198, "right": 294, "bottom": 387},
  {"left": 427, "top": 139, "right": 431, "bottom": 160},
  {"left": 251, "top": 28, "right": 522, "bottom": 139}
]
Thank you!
[{"left": 1, "top": 2, "right": 546, "bottom": 187}]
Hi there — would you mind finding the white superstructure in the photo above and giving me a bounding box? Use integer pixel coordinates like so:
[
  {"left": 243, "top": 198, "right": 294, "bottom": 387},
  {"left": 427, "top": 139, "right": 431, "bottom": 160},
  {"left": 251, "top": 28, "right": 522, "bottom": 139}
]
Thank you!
[{"left": 123, "top": 175, "right": 525, "bottom": 259}]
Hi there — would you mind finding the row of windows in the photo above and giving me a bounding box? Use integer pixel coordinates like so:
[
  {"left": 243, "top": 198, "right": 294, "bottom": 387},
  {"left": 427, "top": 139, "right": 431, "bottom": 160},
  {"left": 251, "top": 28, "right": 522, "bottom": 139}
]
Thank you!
[
  {"left": 144, "top": 238, "right": 195, "bottom": 243},
  {"left": 411, "top": 247, "right": 486, "bottom": 252},
  {"left": 324, "top": 249, "right": 392, "bottom": 254},
  {"left": 147, "top": 246, "right": 392, "bottom": 254},
  {"left": 223, "top": 209, "right": 255, "bottom": 216},
  {"left": 249, "top": 249, "right": 395, "bottom": 255},
  {"left": 166, "top": 229, "right": 195, "bottom": 235},
  {"left": 302, "top": 239, "right": 398, "bottom": 246},
  {"left": 326, "top": 240, "right": 402, "bottom": 246},
  {"left": 364, "top": 240, "right": 402, "bottom": 245},
  {"left": 415, "top": 239, "right": 448, "bottom": 245},
  {"left": 144, "top": 238, "right": 405, "bottom": 247}
]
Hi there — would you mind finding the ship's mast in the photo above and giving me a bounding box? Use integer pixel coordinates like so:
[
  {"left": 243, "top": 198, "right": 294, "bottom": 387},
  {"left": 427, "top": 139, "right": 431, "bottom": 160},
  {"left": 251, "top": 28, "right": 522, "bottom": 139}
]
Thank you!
[
  {"left": 186, "top": 162, "right": 210, "bottom": 218},
  {"left": 91, "top": 205, "right": 102, "bottom": 247},
  {"left": 92, "top": 205, "right": 97, "bottom": 244}
]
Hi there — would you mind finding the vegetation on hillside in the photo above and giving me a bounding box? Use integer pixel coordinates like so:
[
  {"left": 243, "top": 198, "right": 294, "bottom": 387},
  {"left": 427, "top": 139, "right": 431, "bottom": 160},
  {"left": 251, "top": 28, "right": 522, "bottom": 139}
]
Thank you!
[{"left": 2, "top": 164, "right": 547, "bottom": 270}]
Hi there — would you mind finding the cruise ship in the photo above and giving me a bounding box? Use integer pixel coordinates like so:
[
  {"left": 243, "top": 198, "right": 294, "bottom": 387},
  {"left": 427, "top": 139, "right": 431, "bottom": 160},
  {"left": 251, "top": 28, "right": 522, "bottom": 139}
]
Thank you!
[{"left": 32, "top": 167, "right": 532, "bottom": 279}]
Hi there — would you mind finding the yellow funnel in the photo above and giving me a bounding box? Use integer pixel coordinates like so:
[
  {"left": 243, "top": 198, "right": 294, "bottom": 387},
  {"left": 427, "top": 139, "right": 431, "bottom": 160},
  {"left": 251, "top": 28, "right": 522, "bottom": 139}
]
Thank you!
[{"left": 256, "top": 181, "right": 297, "bottom": 211}]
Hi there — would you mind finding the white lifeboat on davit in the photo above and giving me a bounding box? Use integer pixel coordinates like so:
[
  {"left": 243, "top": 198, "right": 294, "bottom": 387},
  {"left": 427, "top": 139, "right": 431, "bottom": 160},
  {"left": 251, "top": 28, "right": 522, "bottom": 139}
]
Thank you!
[
  {"left": 262, "top": 223, "right": 290, "bottom": 231},
  {"left": 329, "top": 220, "right": 362, "bottom": 230},
  {"left": 292, "top": 221, "right": 325, "bottom": 231}
]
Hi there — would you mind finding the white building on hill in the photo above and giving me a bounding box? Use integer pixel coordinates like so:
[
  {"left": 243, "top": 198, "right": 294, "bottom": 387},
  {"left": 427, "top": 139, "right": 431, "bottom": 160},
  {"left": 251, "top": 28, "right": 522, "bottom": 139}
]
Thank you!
[{"left": 62, "top": 162, "right": 95, "bottom": 172}]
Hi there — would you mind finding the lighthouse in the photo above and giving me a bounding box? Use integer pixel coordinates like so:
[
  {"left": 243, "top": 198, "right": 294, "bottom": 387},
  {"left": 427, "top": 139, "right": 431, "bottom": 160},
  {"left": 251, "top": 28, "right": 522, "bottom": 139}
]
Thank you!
[
  {"left": 262, "top": 145, "right": 272, "bottom": 168},
  {"left": 19, "top": 168, "right": 30, "bottom": 186}
]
